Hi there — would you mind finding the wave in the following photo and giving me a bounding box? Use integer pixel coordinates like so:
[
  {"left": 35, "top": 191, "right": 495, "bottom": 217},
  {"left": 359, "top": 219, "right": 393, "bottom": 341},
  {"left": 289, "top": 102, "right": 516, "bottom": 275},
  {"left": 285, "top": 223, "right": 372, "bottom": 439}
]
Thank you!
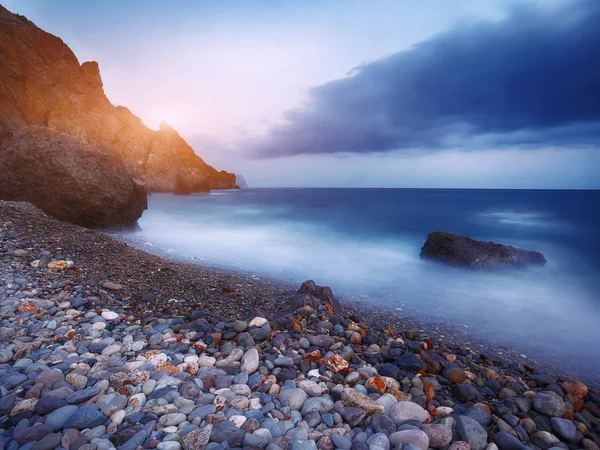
[{"left": 477, "top": 210, "right": 572, "bottom": 233}]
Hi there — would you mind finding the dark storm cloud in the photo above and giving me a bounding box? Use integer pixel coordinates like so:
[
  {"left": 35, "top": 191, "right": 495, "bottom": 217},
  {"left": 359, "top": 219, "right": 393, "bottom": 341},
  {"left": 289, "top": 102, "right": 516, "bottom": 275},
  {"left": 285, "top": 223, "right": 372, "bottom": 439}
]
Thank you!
[{"left": 253, "top": 0, "right": 600, "bottom": 157}]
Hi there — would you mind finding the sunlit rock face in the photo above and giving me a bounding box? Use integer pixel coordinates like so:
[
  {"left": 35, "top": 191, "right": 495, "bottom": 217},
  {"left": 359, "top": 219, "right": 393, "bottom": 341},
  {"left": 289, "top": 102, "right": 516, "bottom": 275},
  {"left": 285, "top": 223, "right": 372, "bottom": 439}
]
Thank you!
[
  {"left": 0, "top": 127, "right": 148, "bottom": 229},
  {"left": 0, "top": 5, "right": 238, "bottom": 193}
]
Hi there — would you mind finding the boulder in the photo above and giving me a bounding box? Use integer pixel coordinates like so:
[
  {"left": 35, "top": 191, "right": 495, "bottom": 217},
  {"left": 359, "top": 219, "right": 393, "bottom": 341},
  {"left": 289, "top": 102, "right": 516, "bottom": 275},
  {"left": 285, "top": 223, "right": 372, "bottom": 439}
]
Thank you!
[
  {"left": 291, "top": 280, "right": 343, "bottom": 314},
  {"left": 420, "top": 231, "right": 546, "bottom": 269},
  {"left": 0, "top": 127, "right": 147, "bottom": 228}
]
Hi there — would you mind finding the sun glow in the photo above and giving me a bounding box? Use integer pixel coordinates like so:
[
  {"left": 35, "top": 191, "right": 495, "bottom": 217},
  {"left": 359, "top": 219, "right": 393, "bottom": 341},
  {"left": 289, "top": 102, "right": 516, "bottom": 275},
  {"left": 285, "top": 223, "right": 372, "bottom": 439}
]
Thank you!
[{"left": 140, "top": 108, "right": 183, "bottom": 131}]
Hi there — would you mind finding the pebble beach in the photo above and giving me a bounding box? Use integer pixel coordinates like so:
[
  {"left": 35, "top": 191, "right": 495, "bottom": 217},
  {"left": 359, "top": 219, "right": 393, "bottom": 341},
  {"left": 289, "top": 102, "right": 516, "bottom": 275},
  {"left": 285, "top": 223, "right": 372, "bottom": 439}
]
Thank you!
[{"left": 1, "top": 200, "right": 599, "bottom": 450}]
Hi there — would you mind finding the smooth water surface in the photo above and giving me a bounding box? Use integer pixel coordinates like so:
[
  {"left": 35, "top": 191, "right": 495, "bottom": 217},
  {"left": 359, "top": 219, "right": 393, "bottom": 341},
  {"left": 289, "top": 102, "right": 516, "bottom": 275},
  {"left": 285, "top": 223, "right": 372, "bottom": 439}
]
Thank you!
[{"left": 118, "top": 188, "right": 600, "bottom": 378}]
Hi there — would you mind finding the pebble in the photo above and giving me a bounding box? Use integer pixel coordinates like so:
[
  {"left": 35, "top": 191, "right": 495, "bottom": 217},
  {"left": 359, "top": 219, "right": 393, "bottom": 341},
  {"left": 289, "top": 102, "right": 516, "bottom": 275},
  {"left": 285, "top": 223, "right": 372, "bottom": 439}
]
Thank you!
[
  {"left": 241, "top": 348, "right": 259, "bottom": 373},
  {"left": 456, "top": 415, "right": 489, "bottom": 450},
  {"left": 388, "top": 401, "right": 429, "bottom": 425},
  {"left": 533, "top": 392, "right": 566, "bottom": 417},
  {"left": 279, "top": 388, "right": 308, "bottom": 410},
  {"left": 389, "top": 429, "right": 430, "bottom": 450}
]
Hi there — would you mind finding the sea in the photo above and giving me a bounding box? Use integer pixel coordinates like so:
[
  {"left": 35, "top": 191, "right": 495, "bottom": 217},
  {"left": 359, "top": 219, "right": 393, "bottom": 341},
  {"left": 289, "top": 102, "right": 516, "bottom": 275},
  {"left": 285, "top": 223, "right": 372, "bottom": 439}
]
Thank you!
[{"left": 116, "top": 188, "right": 600, "bottom": 381}]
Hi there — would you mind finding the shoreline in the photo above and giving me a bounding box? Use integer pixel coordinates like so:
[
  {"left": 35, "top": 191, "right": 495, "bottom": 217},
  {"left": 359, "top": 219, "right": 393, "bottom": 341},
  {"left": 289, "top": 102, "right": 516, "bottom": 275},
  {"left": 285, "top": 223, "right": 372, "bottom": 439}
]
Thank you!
[
  {"left": 2, "top": 198, "right": 597, "bottom": 387},
  {"left": 110, "top": 231, "right": 600, "bottom": 389},
  {"left": 1, "top": 200, "right": 599, "bottom": 450}
]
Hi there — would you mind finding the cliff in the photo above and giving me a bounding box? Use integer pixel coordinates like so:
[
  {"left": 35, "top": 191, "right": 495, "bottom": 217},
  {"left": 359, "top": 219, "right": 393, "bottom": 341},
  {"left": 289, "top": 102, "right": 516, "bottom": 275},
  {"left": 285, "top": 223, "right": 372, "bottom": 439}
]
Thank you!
[
  {"left": 0, "top": 127, "right": 148, "bottom": 228},
  {"left": 0, "top": 5, "right": 238, "bottom": 192}
]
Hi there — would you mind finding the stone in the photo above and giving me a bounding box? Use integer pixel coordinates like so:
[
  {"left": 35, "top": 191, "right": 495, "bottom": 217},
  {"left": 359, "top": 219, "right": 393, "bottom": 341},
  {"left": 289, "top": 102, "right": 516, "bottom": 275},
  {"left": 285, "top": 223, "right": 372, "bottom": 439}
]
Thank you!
[
  {"left": 445, "top": 368, "right": 467, "bottom": 384},
  {"left": 423, "top": 423, "right": 453, "bottom": 448},
  {"left": 102, "top": 281, "right": 123, "bottom": 291},
  {"left": 451, "top": 384, "right": 482, "bottom": 403},
  {"left": 32, "top": 433, "right": 63, "bottom": 450},
  {"left": 389, "top": 429, "right": 430, "bottom": 450},
  {"left": 64, "top": 404, "right": 107, "bottom": 430},
  {"left": 241, "top": 348, "right": 259, "bottom": 373},
  {"left": 210, "top": 421, "right": 245, "bottom": 447},
  {"left": 561, "top": 380, "right": 588, "bottom": 398},
  {"left": 10, "top": 398, "right": 38, "bottom": 416},
  {"left": 366, "top": 433, "right": 390, "bottom": 450},
  {"left": 388, "top": 401, "right": 429, "bottom": 425},
  {"left": 157, "top": 443, "right": 182, "bottom": 450},
  {"left": 297, "top": 380, "right": 323, "bottom": 397},
  {"left": 301, "top": 397, "right": 334, "bottom": 415},
  {"left": 450, "top": 442, "right": 472, "bottom": 450},
  {"left": 341, "top": 388, "right": 384, "bottom": 414},
  {"left": 67, "top": 387, "right": 101, "bottom": 403},
  {"left": 396, "top": 354, "right": 426, "bottom": 371},
  {"left": 336, "top": 406, "right": 366, "bottom": 427},
  {"left": 326, "top": 354, "right": 349, "bottom": 374},
  {"left": 0, "top": 348, "right": 13, "bottom": 363},
  {"left": 13, "top": 424, "right": 53, "bottom": 445},
  {"left": 550, "top": 417, "right": 577, "bottom": 440},
  {"left": 331, "top": 433, "right": 353, "bottom": 450},
  {"left": 371, "top": 414, "right": 396, "bottom": 435},
  {"left": 492, "top": 431, "right": 527, "bottom": 450},
  {"left": 420, "top": 232, "right": 546, "bottom": 269},
  {"left": 159, "top": 413, "right": 187, "bottom": 427},
  {"left": 110, "top": 371, "right": 150, "bottom": 389},
  {"left": 533, "top": 393, "right": 566, "bottom": 417},
  {"left": 182, "top": 424, "right": 212, "bottom": 450},
  {"left": 34, "top": 396, "right": 68, "bottom": 415},
  {"left": 66, "top": 372, "right": 88, "bottom": 390},
  {"left": 279, "top": 388, "right": 308, "bottom": 411},
  {"left": 249, "top": 316, "right": 268, "bottom": 327},
  {"left": 101, "top": 310, "right": 119, "bottom": 320},
  {"left": 45, "top": 405, "right": 78, "bottom": 431},
  {"left": 456, "top": 415, "right": 489, "bottom": 450},
  {"left": 290, "top": 440, "right": 318, "bottom": 450}
]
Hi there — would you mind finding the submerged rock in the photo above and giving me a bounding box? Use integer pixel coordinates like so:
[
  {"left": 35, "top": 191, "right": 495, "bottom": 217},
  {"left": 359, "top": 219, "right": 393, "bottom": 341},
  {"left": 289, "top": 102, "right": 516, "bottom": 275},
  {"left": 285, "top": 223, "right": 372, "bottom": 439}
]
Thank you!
[{"left": 420, "top": 231, "right": 546, "bottom": 269}]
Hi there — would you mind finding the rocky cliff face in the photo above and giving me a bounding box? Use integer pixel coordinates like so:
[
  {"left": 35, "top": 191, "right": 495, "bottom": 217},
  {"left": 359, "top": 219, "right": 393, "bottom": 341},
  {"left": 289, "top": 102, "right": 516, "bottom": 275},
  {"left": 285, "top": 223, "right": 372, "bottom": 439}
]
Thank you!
[
  {"left": 0, "top": 5, "right": 238, "bottom": 192},
  {"left": 0, "top": 127, "right": 148, "bottom": 229}
]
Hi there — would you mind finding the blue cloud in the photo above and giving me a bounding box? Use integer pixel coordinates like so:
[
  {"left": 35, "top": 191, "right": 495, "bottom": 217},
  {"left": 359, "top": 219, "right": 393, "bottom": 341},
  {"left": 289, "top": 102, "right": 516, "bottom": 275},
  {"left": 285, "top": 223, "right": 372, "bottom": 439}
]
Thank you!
[{"left": 252, "top": 0, "right": 600, "bottom": 156}]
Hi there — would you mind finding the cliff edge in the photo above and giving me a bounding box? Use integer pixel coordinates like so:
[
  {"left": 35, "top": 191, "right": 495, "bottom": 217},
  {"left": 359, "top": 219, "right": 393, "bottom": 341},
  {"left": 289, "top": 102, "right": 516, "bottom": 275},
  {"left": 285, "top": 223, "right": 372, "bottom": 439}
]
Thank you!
[{"left": 0, "top": 5, "right": 238, "bottom": 193}]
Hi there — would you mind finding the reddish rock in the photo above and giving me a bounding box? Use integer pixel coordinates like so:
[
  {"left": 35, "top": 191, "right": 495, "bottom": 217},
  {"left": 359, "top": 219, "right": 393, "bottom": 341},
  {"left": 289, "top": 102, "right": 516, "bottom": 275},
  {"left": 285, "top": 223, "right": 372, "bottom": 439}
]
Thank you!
[
  {"left": 305, "top": 350, "right": 321, "bottom": 362},
  {"left": 424, "top": 381, "right": 436, "bottom": 401},
  {"left": 326, "top": 354, "right": 349, "bottom": 374},
  {"left": 109, "top": 371, "right": 150, "bottom": 389},
  {"left": 561, "top": 380, "right": 588, "bottom": 398},
  {"left": 365, "top": 377, "right": 387, "bottom": 395},
  {"left": 102, "top": 281, "right": 123, "bottom": 291},
  {"left": 18, "top": 302, "right": 38, "bottom": 314},
  {"left": 445, "top": 368, "right": 467, "bottom": 384},
  {"left": 157, "top": 363, "right": 179, "bottom": 375}
]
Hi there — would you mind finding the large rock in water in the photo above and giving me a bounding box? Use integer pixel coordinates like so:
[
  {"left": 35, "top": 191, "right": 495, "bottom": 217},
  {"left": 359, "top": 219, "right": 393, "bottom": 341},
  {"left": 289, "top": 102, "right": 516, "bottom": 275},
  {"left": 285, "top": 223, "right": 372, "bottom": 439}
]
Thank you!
[
  {"left": 236, "top": 174, "right": 249, "bottom": 189},
  {"left": 0, "top": 127, "right": 147, "bottom": 228},
  {"left": 0, "top": 5, "right": 238, "bottom": 192},
  {"left": 420, "top": 231, "right": 546, "bottom": 269}
]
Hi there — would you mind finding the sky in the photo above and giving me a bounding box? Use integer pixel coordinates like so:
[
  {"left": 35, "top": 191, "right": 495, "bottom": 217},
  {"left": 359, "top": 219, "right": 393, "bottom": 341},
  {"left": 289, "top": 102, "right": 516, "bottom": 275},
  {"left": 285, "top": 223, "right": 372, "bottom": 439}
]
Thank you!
[{"left": 4, "top": 0, "right": 599, "bottom": 188}]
